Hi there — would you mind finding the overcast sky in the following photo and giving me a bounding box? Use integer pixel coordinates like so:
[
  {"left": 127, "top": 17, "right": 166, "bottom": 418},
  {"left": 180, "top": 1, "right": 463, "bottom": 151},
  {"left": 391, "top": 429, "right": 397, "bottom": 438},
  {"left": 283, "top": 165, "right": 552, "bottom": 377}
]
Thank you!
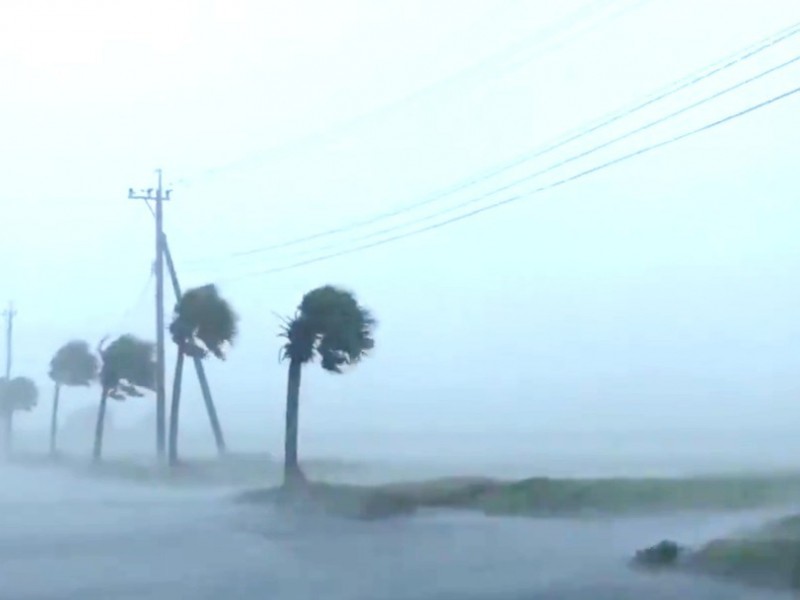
[{"left": 2, "top": 0, "right": 800, "bottom": 462}]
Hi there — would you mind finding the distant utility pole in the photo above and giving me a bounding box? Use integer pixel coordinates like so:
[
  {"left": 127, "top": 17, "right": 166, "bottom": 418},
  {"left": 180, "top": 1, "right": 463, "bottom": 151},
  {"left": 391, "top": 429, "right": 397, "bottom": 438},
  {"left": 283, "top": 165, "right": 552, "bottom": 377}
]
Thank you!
[
  {"left": 129, "top": 171, "right": 171, "bottom": 460},
  {"left": 2, "top": 302, "right": 14, "bottom": 380},
  {"left": 2, "top": 302, "right": 15, "bottom": 456}
]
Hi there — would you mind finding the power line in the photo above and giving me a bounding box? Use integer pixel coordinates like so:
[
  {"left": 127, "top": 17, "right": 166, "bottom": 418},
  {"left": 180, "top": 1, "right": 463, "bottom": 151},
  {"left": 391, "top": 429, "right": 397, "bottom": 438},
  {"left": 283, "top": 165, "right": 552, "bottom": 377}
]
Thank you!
[
  {"left": 111, "top": 266, "right": 154, "bottom": 334},
  {"left": 218, "top": 83, "right": 800, "bottom": 282},
  {"left": 268, "top": 49, "right": 800, "bottom": 262},
  {"left": 184, "top": 18, "right": 800, "bottom": 266}
]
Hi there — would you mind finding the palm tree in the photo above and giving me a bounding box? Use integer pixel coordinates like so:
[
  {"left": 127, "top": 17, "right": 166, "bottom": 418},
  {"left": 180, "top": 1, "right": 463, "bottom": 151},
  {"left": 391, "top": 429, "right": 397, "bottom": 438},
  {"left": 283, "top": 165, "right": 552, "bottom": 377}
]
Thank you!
[
  {"left": 168, "top": 284, "right": 238, "bottom": 465},
  {"left": 94, "top": 335, "right": 155, "bottom": 461},
  {"left": 280, "top": 285, "right": 375, "bottom": 489},
  {"left": 48, "top": 340, "right": 99, "bottom": 457},
  {"left": 0, "top": 376, "right": 39, "bottom": 456}
]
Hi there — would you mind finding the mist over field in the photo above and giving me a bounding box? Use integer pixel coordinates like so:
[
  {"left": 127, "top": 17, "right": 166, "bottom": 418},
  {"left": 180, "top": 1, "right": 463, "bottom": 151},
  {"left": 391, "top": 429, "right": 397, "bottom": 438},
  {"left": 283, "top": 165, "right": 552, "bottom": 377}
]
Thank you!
[{"left": 12, "top": 420, "right": 800, "bottom": 481}]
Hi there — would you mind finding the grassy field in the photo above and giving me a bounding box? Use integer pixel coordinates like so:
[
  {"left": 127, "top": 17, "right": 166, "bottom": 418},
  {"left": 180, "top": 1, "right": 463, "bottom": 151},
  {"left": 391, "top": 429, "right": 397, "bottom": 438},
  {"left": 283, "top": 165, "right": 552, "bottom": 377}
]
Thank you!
[{"left": 238, "top": 472, "right": 800, "bottom": 519}]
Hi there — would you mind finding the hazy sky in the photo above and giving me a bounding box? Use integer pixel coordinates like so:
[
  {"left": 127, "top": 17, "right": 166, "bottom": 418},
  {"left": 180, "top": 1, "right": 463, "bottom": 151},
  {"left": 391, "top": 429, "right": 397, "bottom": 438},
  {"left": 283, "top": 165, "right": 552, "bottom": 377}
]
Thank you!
[{"left": 2, "top": 0, "right": 800, "bottom": 456}]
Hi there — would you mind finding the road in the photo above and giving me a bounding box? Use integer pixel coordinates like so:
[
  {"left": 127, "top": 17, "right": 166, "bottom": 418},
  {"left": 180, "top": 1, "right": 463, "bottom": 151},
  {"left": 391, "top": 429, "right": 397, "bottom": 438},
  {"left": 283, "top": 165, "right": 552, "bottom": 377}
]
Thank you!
[{"left": 0, "top": 464, "right": 792, "bottom": 600}]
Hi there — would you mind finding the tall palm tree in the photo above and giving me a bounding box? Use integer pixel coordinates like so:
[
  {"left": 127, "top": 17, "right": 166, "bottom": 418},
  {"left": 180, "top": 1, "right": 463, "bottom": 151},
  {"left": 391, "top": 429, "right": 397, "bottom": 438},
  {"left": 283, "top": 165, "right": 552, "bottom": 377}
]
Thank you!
[
  {"left": 94, "top": 335, "right": 155, "bottom": 461},
  {"left": 48, "top": 340, "right": 99, "bottom": 457},
  {"left": 280, "top": 285, "right": 375, "bottom": 489},
  {"left": 0, "top": 376, "right": 39, "bottom": 456},
  {"left": 168, "top": 284, "right": 238, "bottom": 465}
]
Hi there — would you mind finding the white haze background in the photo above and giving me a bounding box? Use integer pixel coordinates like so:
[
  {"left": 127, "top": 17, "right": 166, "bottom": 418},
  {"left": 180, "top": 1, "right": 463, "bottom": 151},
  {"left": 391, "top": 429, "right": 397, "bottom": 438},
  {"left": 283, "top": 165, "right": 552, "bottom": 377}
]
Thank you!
[{"left": 1, "top": 0, "right": 799, "bottom": 475}]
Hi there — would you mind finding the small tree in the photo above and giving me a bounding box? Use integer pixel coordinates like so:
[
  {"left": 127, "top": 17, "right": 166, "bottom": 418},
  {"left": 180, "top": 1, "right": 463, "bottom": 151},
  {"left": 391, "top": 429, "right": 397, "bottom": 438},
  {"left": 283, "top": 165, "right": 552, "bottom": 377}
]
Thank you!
[
  {"left": 48, "top": 340, "right": 99, "bottom": 456},
  {"left": 280, "top": 285, "right": 375, "bottom": 488},
  {"left": 168, "top": 284, "right": 238, "bottom": 465},
  {"left": 0, "top": 376, "right": 39, "bottom": 456},
  {"left": 94, "top": 335, "right": 155, "bottom": 461}
]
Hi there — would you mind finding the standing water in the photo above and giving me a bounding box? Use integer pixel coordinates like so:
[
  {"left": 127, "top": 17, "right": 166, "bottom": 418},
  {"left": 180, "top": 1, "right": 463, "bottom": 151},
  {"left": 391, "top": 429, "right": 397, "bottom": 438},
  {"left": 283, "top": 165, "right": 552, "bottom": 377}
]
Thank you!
[{"left": 0, "top": 464, "right": 792, "bottom": 600}]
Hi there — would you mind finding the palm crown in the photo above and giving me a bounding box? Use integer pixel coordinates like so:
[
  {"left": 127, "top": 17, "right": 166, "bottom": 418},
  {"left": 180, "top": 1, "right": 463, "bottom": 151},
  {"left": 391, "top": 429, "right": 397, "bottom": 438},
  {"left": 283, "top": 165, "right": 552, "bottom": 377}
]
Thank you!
[
  {"left": 282, "top": 285, "right": 375, "bottom": 372},
  {"left": 49, "top": 340, "right": 99, "bottom": 387},
  {"left": 98, "top": 335, "right": 156, "bottom": 400},
  {"left": 169, "top": 284, "right": 238, "bottom": 359},
  {"left": 0, "top": 377, "right": 39, "bottom": 413}
]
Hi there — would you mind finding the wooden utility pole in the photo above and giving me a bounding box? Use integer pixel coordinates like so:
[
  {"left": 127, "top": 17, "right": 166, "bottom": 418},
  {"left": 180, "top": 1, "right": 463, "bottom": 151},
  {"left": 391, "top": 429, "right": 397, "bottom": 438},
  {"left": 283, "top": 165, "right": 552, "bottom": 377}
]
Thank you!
[
  {"left": 2, "top": 302, "right": 15, "bottom": 455},
  {"left": 129, "top": 172, "right": 171, "bottom": 460},
  {"left": 163, "top": 236, "right": 227, "bottom": 454},
  {"left": 2, "top": 302, "right": 14, "bottom": 380}
]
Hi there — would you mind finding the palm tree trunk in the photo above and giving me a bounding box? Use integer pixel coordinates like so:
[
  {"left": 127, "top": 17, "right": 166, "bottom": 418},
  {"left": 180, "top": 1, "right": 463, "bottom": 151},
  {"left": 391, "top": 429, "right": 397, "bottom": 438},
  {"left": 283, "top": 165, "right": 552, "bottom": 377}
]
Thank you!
[
  {"left": 283, "top": 359, "right": 304, "bottom": 488},
  {"left": 92, "top": 388, "right": 109, "bottom": 462},
  {"left": 49, "top": 384, "right": 61, "bottom": 457},
  {"left": 168, "top": 352, "right": 185, "bottom": 466},
  {"left": 2, "top": 412, "right": 11, "bottom": 458}
]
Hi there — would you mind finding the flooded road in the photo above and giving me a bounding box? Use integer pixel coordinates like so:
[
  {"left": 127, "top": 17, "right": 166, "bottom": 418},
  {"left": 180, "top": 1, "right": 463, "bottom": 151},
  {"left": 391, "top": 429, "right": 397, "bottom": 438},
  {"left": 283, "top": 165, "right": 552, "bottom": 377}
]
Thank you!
[{"left": 0, "top": 465, "right": 792, "bottom": 600}]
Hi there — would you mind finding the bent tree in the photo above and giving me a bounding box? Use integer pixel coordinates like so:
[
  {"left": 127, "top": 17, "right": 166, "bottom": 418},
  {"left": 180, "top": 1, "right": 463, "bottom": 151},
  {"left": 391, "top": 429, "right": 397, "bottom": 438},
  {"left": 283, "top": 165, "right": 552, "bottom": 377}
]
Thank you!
[
  {"left": 48, "top": 340, "right": 98, "bottom": 456},
  {"left": 280, "top": 285, "right": 375, "bottom": 489},
  {"left": 168, "top": 284, "right": 238, "bottom": 465},
  {"left": 0, "top": 376, "right": 39, "bottom": 456},
  {"left": 94, "top": 335, "right": 155, "bottom": 461}
]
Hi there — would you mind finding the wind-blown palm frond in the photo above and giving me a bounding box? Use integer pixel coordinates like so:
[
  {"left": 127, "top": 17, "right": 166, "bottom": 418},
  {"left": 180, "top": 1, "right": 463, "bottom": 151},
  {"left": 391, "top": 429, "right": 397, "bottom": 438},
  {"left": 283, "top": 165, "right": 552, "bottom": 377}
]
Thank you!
[
  {"left": 170, "top": 284, "right": 238, "bottom": 359},
  {"left": 49, "top": 340, "right": 99, "bottom": 387},
  {"left": 281, "top": 315, "right": 316, "bottom": 364}
]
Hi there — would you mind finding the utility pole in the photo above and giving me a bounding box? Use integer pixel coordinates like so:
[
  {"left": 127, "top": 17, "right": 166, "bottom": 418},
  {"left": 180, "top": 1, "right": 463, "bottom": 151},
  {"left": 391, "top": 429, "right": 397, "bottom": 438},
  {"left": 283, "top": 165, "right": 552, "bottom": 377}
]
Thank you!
[
  {"left": 129, "top": 172, "right": 171, "bottom": 460},
  {"left": 163, "top": 236, "right": 227, "bottom": 454},
  {"left": 2, "top": 302, "right": 15, "bottom": 456},
  {"left": 2, "top": 302, "right": 14, "bottom": 380}
]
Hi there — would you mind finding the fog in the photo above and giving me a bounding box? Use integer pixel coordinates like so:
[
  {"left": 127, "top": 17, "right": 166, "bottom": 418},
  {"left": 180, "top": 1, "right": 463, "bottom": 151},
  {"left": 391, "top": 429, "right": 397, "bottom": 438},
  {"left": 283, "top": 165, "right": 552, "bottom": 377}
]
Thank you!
[
  {"left": 2, "top": 0, "right": 800, "bottom": 597},
  {"left": 3, "top": 1, "right": 800, "bottom": 469}
]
